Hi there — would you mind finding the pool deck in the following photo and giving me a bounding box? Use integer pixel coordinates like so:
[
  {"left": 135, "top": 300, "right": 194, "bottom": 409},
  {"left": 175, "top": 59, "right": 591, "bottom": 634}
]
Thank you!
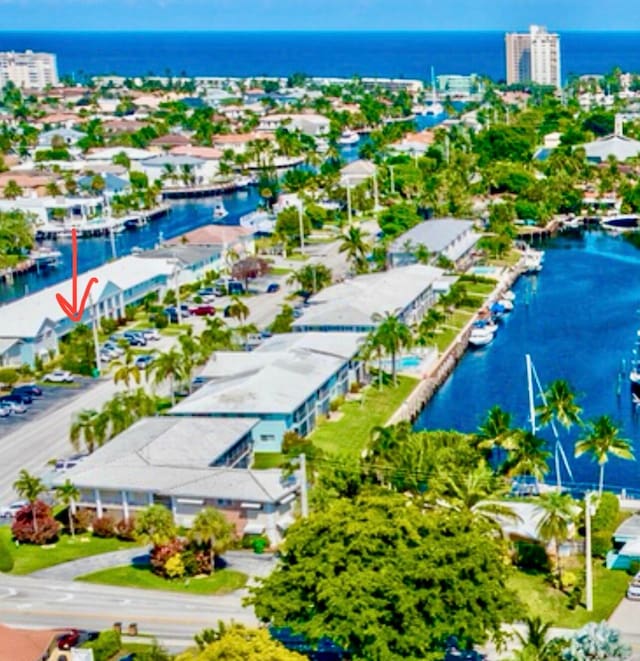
[{"left": 387, "top": 256, "right": 526, "bottom": 426}]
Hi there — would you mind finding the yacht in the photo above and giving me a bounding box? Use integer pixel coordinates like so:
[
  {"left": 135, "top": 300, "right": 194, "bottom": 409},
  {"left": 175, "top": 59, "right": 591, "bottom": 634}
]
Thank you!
[
  {"left": 239, "top": 210, "right": 276, "bottom": 234},
  {"left": 469, "top": 326, "right": 495, "bottom": 347},
  {"left": 425, "top": 66, "right": 444, "bottom": 116},
  {"left": 212, "top": 197, "right": 229, "bottom": 220},
  {"left": 522, "top": 249, "right": 544, "bottom": 274},
  {"left": 600, "top": 215, "right": 639, "bottom": 233},
  {"left": 497, "top": 298, "right": 514, "bottom": 312},
  {"left": 502, "top": 290, "right": 516, "bottom": 301},
  {"left": 337, "top": 130, "right": 359, "bottom": 146}
]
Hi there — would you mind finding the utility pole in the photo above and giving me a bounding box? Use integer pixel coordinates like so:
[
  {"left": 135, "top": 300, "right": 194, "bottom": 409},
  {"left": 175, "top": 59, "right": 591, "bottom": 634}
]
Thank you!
[
  {"left": 299, "top": 453, "right": 309, "bottom": 518},
  {"left": 297, "top": 201, "right": 305, "bottom": 254},
  {"left": 346, "top": 181, "right": 353, "bottom": 225},
  {"left": 585, "top": 491, "right": 595, "bottom": 612},
  {"left": 89, "top": 292, "right": 102, "bottom": 375}
]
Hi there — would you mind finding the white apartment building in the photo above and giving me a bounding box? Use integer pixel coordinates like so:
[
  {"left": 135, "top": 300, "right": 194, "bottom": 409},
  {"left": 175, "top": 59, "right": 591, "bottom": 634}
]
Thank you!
[
  {"left": 505, "top": 25, "right": 560, "bottom": 88},
  {"left": 0, "top": 50, "right": 58, "bottom": 90}
]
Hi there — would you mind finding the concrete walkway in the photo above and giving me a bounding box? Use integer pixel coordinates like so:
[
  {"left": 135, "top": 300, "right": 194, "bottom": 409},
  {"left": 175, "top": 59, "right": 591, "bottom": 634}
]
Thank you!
[{"left": 30, "top": 547, "right": 275, "bottom": 582}]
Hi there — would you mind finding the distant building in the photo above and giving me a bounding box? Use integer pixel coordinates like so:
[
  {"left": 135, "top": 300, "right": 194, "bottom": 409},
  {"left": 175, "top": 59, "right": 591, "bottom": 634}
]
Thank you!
[
  {"left": 505, "top": 25, "right": 561, "bottom": 88},
  {"left": 436, "top": 74, "right": 481, "bottom": 97},
  {"left": 0, "top": 50, "right": 58, "bottom": 90}
]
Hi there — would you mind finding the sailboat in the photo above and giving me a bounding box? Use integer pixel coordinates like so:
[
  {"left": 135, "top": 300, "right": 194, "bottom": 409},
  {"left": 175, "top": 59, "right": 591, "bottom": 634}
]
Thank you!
[
  {"left": 425, "top": 66, "right": 444, "bottom": 116},
  {"left": 526, "top": 354, "right": 575, "bottom": 490}
]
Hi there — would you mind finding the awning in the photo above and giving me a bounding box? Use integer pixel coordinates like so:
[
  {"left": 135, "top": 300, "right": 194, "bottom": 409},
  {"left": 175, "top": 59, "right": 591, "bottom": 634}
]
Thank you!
[
  {"left": 243, "top": 522, "right": 266, "bottom": 535},
  {"left": 240, "top": 502, "right": 262, "bottom": 510}
]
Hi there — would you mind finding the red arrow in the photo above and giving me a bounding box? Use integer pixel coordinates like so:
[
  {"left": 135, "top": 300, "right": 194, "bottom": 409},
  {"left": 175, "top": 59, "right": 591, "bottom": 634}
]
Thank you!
[{"left": 55, "top": 228, "right": 99, "bottom": 323}]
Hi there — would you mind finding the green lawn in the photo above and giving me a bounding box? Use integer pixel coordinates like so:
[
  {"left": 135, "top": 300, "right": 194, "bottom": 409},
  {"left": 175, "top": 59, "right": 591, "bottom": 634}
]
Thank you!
[
  {"left": 310, "top": 377, "right": 418, "bottom": 456},
  {"left": 270, "top": 267, "right": 293, "bottom": 276},
  {"left": 0, "top": 528, "right": 137, "bottom": 575},
  {"left": 508, "top": 564, "right": 629, "bottom": 629},
  {"left": 434, "top": 327, "right": 461, "bottom": 353},
  {"left": 464, "top": 282, "right": 495, "bottom": 297},
  {"left": 253, "top": 453, "right": 285, "bottom": 469},
  {"left": 77, "top": 564, "right": 247, "bottom": 595}
]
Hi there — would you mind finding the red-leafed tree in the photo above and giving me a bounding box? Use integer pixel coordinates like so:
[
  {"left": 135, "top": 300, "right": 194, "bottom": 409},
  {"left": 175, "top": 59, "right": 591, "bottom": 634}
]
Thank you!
[
  {"left": 12, "top": 501, "right": 60, "bottom": 545},
  {"left": 231, "top": 256, "right": 270, "bottom": 290}
]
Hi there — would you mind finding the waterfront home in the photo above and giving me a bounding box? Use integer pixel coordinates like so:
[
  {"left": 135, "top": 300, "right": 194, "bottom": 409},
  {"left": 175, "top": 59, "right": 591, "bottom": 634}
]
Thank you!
[
  {"left": 607, "top": 514, "right": 640, "bottom": 570},
  {"left": 212, "top": 132, "right": 275, "bottom": 156},
  {"left": 0, "top": 255, "right": 178, "bottom": 366},
  {"left": 257, "top": 113, "right": 331, "bottom": 137},
  {"left": 0, "top": 195, "right": 105, "bottom": 225},
  {"left": 166, "top": 224, "right": 256, "bottom": 257},
  {"left": 291, "top": 265, "right": 445, "bottom": 334},
  {"left": 0, "top": 172, "right": 57, "bottom": 198},
  {"left": 581, "top": 121, "right": 640, "bottom": 163},
  {"left": 77, "top": 172, "right": 130, "bottom": 197},
  {"left": 388, "top": 219, "right": 481, "bottom": 269},
  {"left": 171, "top": 332, "right": 365, "bottom": 452},
  {"left": 139, "top": 154, "right": 206, "bottom": 187},
  {"left": 340, "top": 159, "right": 377, "bottom": 187},
  {"left": 390, "top": 130, "right": 435, "bottom": 156},
  {"left": 84, "top": 146, "right": 155, "bottom": 167},
  {"left": 51, "top": 417, "right": 299, "bottom": 542}
]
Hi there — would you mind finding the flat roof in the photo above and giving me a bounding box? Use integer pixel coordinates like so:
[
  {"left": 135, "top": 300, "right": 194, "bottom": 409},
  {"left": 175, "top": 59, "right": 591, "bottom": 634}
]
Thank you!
[
  {"left": 389, "top": 219, "right": 477, "bottom": 255},
  {"left": 292, "top": 265, "right": 444, "bottom": 329},
  {"left": 173, "top": 332, "right": 364, "bottom": 416}
]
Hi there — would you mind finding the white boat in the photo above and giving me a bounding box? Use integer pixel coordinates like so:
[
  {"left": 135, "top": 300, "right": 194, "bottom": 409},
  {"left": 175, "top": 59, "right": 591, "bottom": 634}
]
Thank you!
[
  {"left": 600, "top": 215, "right": 638, "bottom": 233},
  {"left": 498, "top": 298, "right": 514, "bottom": 311},
  {"left": 502, "top": 290, "right": 516, "bottom": 301},
  {"left": 425, "top": 65, "right": 445, "bottom": 116},
  {"left": 239, "top": 210, "right": 276, "bottom": 234},
  {"left": 630, "top": 368, "right": 640, "bottom": 385},
  {"left": 469, "top": 327, "right": 495, "bottom": 347},
  {"left": 212, "top": 197, "right": 229, "bottom": 220},
  {"left": 562, "top": 217, "right": 583, "bottom": 229},
  {"left": 337, "top": 130, "right": 359, "bottom": 146},
  {"left": 522, "top": 249, "right": 544, "bottom": 273}
]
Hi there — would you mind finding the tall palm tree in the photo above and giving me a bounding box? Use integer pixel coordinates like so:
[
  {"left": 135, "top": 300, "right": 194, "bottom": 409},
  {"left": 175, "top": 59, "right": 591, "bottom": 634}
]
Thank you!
[
  {"left": 150, "top": 348, "right": 185, "bottom": 406},
  {"left": 505, "top": 430, "right": 552, "bottom": 481},
  {"left": 536, "top": 492, "right": 576, "bottom": 590},
  {"left": 359, "top": 328, "right": 385, "bottom": 390},
  {"left": 55, "top": 479, "right": 80, "bottom": 538},
  {"left": 339, "top": 224, "right": 369, "bottom": 273},
  {"left": 513, "top": 616, "right": 556, "bottom": 661},
  {"left": 178, "top": 333, "right": 202, "bottom": 394},
  {"left": 112, "top": 349, "right": 141, "bottom": 390},
  {"left": 200, "top": 316, "right": 233, "bottom": 352},
  {"left": 226, "top": 295, "right": 249, "bottom": 325},
  {"left": 189, "top": 507, "right": 235, "bottom": 573},
  {"left": 70, "top": 409, "right": 106, "bottom": 454},
  {"left": 575, "top": 415, "right": 635, "bottom": 494},
  {"left": 13, "top": 469, "right": 46, "bottom": 534},
  {"left": 371, "top": 311, "right": 412, "bottom": 386}
]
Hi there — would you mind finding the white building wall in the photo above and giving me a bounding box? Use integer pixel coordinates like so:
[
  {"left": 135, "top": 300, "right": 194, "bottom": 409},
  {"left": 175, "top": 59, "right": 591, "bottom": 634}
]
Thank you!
[{"left": 0, "top": 51, "right": 58, "bottom": 90}]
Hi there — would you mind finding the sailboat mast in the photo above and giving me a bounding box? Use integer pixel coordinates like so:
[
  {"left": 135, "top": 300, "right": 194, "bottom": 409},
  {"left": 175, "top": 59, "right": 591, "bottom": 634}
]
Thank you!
[
  {"left": 431, "top": 65, "right": 437, "bottom": 104},
  {"left": 526, "top": 353, "right": 536, "bottom": 434}
]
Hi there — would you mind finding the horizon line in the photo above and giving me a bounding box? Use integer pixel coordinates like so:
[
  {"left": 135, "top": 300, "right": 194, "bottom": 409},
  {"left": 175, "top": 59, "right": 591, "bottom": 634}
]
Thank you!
[{"left": 2, "top": 27, "right": 640, "bottom": 33}]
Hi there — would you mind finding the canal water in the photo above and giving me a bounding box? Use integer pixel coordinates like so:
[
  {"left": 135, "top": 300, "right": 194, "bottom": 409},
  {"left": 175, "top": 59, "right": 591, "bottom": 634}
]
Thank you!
[{"left": 415, "top": 230, "right": 640, "bottom": 494}]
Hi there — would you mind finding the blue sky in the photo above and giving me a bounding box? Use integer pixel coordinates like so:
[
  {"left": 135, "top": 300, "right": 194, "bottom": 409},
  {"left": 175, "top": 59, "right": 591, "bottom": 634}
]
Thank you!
[{"left": 2, "top": 0, "right": 640, "bottom": 31}]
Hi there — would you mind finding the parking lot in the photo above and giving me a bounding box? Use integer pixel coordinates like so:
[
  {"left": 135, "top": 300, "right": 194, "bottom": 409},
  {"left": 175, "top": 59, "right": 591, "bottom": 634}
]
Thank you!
[{"left": 0, "top": 379, "right": 95, "bottom": 439}]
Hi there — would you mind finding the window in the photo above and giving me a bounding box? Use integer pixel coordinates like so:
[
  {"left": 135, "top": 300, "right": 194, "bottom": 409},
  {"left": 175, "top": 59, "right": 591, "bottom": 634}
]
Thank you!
[{"left": 260, "top": 434, "right": 276, "bottom": 442}]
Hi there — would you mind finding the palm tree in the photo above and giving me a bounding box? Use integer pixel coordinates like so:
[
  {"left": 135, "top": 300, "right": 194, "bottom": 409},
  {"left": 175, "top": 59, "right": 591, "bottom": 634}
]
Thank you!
[
  {"left": 505, "top": 430, "right": 552, "bottom": 481},
  {"left": 513, "top": 617, "right": 556, "bottom": 661},
  {"left": 360, "top": 328, "right": 385, "bottom": 390},
  {"left": 112, "top": 349, "right": 141, "bottom": 390},
  {"left": 575, "top": 415, "right": 635, "bottom": 494},
  {"left": 536, "top": 492, "right": 576, "bottom": 590},
  {"left": 150, "top": 348, "right": 185, "bottom": 406},
  {"left": 476, "top": 405, "right": 520, "bottom": 469},
  {"left": 537, "top": 379, "right": 583, "bottom": 430},
  {"left": 55, "top": 479, "right": 80, "bottom": 537},
  {"left": 3, "top": 179, "right": 23, "bottom": 199},
  {"left": 189, "top": 507, "right": 235, "bottom": 573},
  {"left": 178, "top": 333, "right": 202, "bottom": 393},
  {"left": 339, "top": 224, "right": 369, "bottom": 273},
  {"left": 13, "top": 469, "right": 46, "bottom": 534},
  {"left": 371, "top": 311, "right": 412, "bottom": 386},
  {"left": 200, "top": 316, "right": 234, "bottom": 352},
  {"left": 226, "top": 295, "right": 249, "bottom": 325},
  {"left": 70, "top": 408, "right": 106, "bottom": 454}
]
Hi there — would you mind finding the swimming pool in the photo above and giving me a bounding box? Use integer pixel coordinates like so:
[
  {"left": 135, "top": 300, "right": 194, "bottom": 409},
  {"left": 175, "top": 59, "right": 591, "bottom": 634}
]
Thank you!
[
  {"left": 468, "top": 265, "right": 501, "bottom": 277},
  {"left": 382, "top": 355, "right": 422, "bottom": 370}
]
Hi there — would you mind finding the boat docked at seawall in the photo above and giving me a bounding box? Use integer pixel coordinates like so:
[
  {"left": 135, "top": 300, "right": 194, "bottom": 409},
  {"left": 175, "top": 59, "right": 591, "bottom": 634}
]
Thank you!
[
  {"left": 337, "top": 130, "right": 359, "bottom": 146},
  {"left": 600, "top": 215, "right": 639, "bottom": 234},
  {"left": 469, "top": 326, "right": 495, "bottom": 347},
  {"left": 212, "top": 197, "right": 229, "bottom": 220},
  {"left": 522, "top": 248, "right": 545, "bottom": 273},
  {"left": 239, "top": 210, "right": 276, "bottom": 234}
]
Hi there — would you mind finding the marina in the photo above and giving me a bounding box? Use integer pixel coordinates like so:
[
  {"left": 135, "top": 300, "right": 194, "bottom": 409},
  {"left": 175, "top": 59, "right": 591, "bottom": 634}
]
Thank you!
[{"left": 415, "top": 230, "right": 640, "bottom": 495}]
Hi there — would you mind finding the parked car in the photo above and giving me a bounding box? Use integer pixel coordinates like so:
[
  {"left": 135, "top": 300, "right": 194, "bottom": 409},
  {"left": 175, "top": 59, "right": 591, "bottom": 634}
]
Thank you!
[
  {"left": 12, "top": 384, "right": 43, "bottom": 397},
  {"left": 0, "top": 404, "right": 10, "bottom": 418},
  {"left": 102, "top": 341, "right": 125, "bottom": 356},
  {"left": 627, "top": 580, "right": 640, "bottom": 600},
  {"left": 164, "top": 305, "right": 190, "bottom": 323},
  {"left": 0, "top": 501, "right": 27, "bottom": 518},
  {"left": 126, "top": 335, "right": 147, "bottom": 347},
  {"left": 57, "top": 629, "right": 99, "bottom": 650},
  {"left": 134, "top": 354, "right": 155, "bottom": 369},
  {"left": 0, "top": 399, "right": 27, "bottom": 414},
  {"left": 137, "top": 328, "right": 160, "bottom": 341},
  {"left": 266, "top": 282, "right": 280, "bottom": 293},
  {"left": 43, "top": 370, "right": 74, "bottom": 383},
  {"left": 1, "top": 392, "right": 32, "bottom": 405},
  {"left": 190, "top": 304, "right": 216, "bottom": 317},
  {"left": 259, "top": 330, "right": 273, "bottom": 339},
  {"left": 228, "top": 281, "right": 245, "bottom": 295},
  {"left": 55, "top": 453, "right": 88, "bottom": 472}
]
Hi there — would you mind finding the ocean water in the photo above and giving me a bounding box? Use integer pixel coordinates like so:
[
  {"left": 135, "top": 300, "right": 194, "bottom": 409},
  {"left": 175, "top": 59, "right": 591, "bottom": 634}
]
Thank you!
[
  {"left": 2, "top": 31, "right": 640, "bottom": 81},
  {"left": 415, "top": 231, "right": 640, "bottom": 494}
]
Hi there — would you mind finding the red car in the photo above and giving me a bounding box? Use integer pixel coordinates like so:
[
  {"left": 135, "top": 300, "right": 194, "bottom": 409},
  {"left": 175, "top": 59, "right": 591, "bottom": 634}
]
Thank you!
[{"left": 190, "top": 304, "right": 216, "bottom": 316}]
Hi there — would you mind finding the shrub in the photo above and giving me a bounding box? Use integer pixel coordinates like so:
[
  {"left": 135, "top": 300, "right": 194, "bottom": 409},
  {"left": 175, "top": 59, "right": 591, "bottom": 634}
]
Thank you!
[
  {"left": 85, "top": 630, "right": 121, "bottom": 661},
  {"left": 591, "top": 531, "right": 612, "bottom": 558},
  {"left": 150, "top": 539, "right": 185, "bottom": 577},
  {"left": 115, "top": 517, "right": 137, "bottom": 541},
  {"left": 99, "top": 317, "right": 118, "bottom": 335},
  {"left": 592, "top": 492, "right": 620, "bottom": 533},
  {"left": 349, "top": 382, "right": 361, "bottom": 394},
  {"left": 329, "top": 396, "right": 345, "bottom": 412},
  {"left": 513, "top": 541, "right": 550, "bottom": 573},
  {"left": 0, "top": 536, "right": 14, "bottom": 572},
  {"left": 0, "top": 368, "right": 19, "bottom": 389},
  {"left": 92, "top": 515, "right": 116, "bottom": 538},
  {"left": 627, "top": 560, "right": 640, "bottom": 577},
  {"left": 182, "top": 547, "right": 211, "bottom": 576},
  {"left": 151, "top": 312, "right": 168, "bottom": 329},
  {"left": 74, "top": 509, "right": 94, "bottom": 533},
  {"left": 164, "top": 553, "right": 185, "bottom": 579},
  {"left": 12, "top": 501, "right": 60, "bottom": 545}
]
